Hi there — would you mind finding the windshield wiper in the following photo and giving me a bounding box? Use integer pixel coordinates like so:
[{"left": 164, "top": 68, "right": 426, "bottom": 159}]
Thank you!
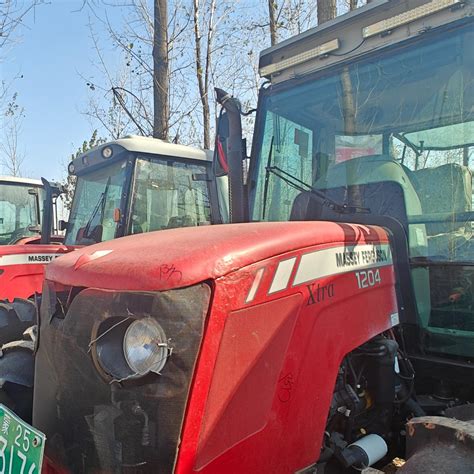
[
  {"left": 265, "top": 164, "right": 371, "bottom": 215},
  {"left": 82, "top": 177, "right": 111, "bottom": 242},
  {"left": 262, "top": 136, "right": 275, "bottom": 220}
]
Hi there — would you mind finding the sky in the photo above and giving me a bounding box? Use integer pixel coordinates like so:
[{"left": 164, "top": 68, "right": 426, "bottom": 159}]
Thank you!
[{"left": 1, "top": 1, "right": 122, "bottom": 182}]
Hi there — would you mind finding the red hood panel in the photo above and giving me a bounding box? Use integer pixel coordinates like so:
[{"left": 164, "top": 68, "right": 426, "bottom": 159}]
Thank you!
[{"left": 46, "top": 222, "right": 389, "bottom": 292}]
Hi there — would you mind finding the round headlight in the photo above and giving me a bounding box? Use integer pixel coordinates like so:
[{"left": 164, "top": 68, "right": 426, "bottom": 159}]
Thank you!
[
  {"left": 102, "top": 146, "right": 113, "bottom": 159},
  {"left": 68, "top": 162, "right": 75, "bottom": 174},
  {"left": 123, "top": 318, "right": 169, "bottom": 375}
]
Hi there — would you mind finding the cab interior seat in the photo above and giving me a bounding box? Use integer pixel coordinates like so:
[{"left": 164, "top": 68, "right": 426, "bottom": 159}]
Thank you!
[
  {"left": 291, "top": 154, "right": 424, "bottom": 244},
  {"left": 290, "top": 153, "right": 432, "bottom": 331},
  {"left": 411, "top": 163, "right": 472, "bottom": 259},
  {"left": 167, "top": 215, "right": 196, "bottom": 229}
]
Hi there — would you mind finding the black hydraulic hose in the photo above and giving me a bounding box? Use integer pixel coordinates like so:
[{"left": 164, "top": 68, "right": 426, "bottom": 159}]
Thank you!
[{"left": 404, "top": 397, "right": 426, "bottom": 417}]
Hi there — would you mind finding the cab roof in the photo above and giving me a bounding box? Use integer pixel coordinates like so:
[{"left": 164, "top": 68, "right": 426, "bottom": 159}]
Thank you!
[
  {"left": 259, "top": 0, "right": 471, "bottom": 83},
  {"left": 83, "top": 135, "right": 212, "bottom": 162},
  {"left": 71, "top": 135, "right": 213, "bottom": 176},
  {"left": 0, "top": 176, "right": 43, "bottom": 187}
]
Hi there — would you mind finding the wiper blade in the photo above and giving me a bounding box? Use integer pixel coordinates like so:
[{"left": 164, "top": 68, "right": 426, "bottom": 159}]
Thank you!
[
  {"left": 82, "top": 177, "right": 111, "bottom": 241},
  {"left": 266, "top": 165, "right": 370, "bottom": 215},
  {"left": 262, "top": 136, "right": 274, "bottom": 220}
]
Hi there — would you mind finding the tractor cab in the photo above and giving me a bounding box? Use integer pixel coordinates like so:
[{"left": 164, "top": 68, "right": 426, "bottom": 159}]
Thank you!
[
  {"left": 0, "top": 177, "right": 45, "bottom": 245},
  {"left": 249, "top": 0, "right": 474, "bottom": 399},
  {"left": 63, "top": 135, "right": 223, "bottom": 246}
]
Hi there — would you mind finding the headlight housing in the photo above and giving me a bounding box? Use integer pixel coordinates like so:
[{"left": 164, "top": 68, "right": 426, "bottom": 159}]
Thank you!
[
  {"left": 94, "top": 316, "right": 171, "bottom": 382},
  {"left": 124, "top": 318, "right": 170, "bottom": 375}
]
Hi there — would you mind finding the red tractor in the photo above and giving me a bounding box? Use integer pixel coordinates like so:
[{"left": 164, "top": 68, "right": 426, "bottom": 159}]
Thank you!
[
  {"left": 0, "top": 136, "right": 224, "bottom": 421},
  {"left": 3, "top": 1, "right": 474, "bottom": 472},
  {"left": 0, "top": 176, "right": 65, "bottom": 302},
  {"left": 0, "top": 176, "right": 66, "bottom": 343}
]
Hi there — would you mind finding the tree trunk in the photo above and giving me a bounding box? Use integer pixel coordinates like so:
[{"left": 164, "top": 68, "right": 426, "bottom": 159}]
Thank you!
[
  {"left": 463, "top": 147, "right": 470, "bottom": 167},
  {"left": 153, "top": 0, "right": 169, "bottom": 140},
  {"left": 268, "top": 0, "right": 278, "bottom": 46},
  {"left": 349, "top": 0, "right": 358, "bottom": 10},
  {"left": 193, "top": 0, "right": 214, "bottom": 150},
  {"left": 317, "top": 0, "right": 336, "bottom": 25}
]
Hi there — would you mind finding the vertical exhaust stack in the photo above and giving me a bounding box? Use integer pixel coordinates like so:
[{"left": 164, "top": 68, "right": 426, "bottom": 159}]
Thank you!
[
  {"left": 40, "top": 178, "right": 63, "bottom": 244},
  {"left": 214, "top": 88, "right": 246, "bottom": 223},
  {"left": 40, "top": 178, "right": 53, "bottom": 245}
]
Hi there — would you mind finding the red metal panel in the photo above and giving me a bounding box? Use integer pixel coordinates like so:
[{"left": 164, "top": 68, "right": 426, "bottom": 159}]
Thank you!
[
  {"left": 0, "top": 244, "right": 71, "bottom": 300},
  {"left": 195, "top": 294, "right": 303, "bottom": 469},
  {"left": 45, "top": 221, "right": 389, "bottom": 292},
  {"left": 175, "top": 226, "right": 397, "bottom": 473}
]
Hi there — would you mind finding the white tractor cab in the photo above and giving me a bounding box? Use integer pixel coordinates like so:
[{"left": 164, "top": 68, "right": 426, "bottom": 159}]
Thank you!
[
  {"left": 63, "top": 135, "right": 227, "bottom": 246},
  {"left": 0, "top": 177, "right": 46, "bottom": 245}
]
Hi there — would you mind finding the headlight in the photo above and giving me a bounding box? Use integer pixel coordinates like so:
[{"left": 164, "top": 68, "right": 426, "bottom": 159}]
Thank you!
[
  {"left": 124, "top": 318, "right": 169, "bottom": 375},
  {"left": 93, "top": 317, "right": 171, "bottom": 382},
  {"left": 101, "top": 146, "right": 113, "bottom": 159}
]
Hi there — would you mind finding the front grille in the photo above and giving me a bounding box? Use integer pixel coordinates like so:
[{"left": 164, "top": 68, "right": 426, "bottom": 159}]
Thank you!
[{"left": 34, "top": 282, "right": 210, "bottom": 473}]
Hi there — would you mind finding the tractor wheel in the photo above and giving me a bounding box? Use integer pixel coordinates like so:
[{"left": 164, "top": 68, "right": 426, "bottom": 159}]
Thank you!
[
  {"left": 0, "top": 337, "right": 36, "bottom": 423},
  {"left": 0, "top": 298, "right": 36, "bottom": 346}
]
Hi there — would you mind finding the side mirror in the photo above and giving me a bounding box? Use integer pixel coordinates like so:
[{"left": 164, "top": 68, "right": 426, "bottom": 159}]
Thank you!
[{"left": 58, "top": 220, "right": 69, "bottom": 232}]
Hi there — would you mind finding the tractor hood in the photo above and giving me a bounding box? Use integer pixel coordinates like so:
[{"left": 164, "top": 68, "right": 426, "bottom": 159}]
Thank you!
[{"left": 45, "top": 221, "right": 389, "bottom": 292}]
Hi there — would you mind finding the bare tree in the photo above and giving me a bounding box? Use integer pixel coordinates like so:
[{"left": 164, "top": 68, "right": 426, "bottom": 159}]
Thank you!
[
  {"left": 1, "top": 96, "right": 25, "bottom": 176},
  {"left": 268, "top": 0, "right": 278, "bottom": 46},
  {"left": 349, "top": 0, "right": 358, "bottom": 9},
  {"left": 0, "top": 0, "right": 43, "bottom": 50},
  {"left": 153, "top": 0, "right": 169, "bottom": 139},
  {"left": 82, "top": 1, "right": 192, "bottom": 142},
  {"left": 317, "top": 0, "right": 336, "bottom": 24},
  {"left": 192, "top": 0, "right": 216, "bottom": 149},
  {"left": 1, "top": 1, "right": 44, "bottom": 113}
]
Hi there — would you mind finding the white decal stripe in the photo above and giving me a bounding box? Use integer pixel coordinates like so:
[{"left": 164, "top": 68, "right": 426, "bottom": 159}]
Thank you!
[
  {"left": 0, "top": 254, "right": 60, "bottom": 267},
  {"left": 293, "top": 244, "right": 392, "bottom": 286},
  {"left": 246, "top": 267, "right": 265, "bottom": 303},
  {"left": 269, "top": 257, "right": 297, "bottom": 294},
  {"left": 90, "top": 250, "right": 113, "bottom": 260}
]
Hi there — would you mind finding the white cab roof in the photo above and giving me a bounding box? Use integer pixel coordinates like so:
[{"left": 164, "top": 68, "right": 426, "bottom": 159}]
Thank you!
[
  {"left": 0, "top": 176, "right": 43, "bottom": 186},
  {"left": 103, "top": 135, "right": 213, "bottom": 161}
]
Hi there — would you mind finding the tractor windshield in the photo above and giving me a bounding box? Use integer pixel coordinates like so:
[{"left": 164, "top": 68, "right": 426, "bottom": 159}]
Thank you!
[
  {"left": 129, "top": 156, "right": 212, "bottom": 233},
  {"left": 65, "top": 160, "right": 128, "bottom": 245},
  {"left": 251, "top": 23, "right": 474, "bottom": 358},
  {"left": 65, "top": 155, "right": 213, "bottom": 246},
  {"left": 0, "top": 182, "right": 42, "bottom": 245}
]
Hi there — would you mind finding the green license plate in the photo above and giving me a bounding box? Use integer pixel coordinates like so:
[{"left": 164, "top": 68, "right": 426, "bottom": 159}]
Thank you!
[{"left": 0, "top": 404, "right": 45, "bottom": 473}]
